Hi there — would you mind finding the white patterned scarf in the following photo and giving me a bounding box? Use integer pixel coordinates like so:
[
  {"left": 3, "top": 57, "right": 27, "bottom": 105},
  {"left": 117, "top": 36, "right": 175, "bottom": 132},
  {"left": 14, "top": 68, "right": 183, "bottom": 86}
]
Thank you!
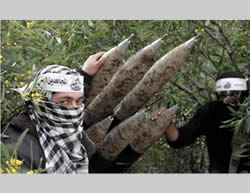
[{"left": 27, "top": 65, "right": 88, "bottom": 173}]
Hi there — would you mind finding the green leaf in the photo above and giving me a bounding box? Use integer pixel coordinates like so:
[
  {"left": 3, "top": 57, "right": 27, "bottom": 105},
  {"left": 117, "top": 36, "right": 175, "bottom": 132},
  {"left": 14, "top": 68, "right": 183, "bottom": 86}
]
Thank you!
[
  {"left": 12, "top": 128, "right": 29, "bottom": 157},
  {"left": 0, "top": 141, "right": 11, "bottom": 160},
  {"left": 0, "top": 82, "right": 5, "bottom": 103},
  {"left": 246, "top": 117, "right": 250, "bottom": 133},
  {"left": 26, "top": 47, "right": 46, "bottom": 56},
  {"left": 1, "top": 64, "right": 25, "bottom": 73}
]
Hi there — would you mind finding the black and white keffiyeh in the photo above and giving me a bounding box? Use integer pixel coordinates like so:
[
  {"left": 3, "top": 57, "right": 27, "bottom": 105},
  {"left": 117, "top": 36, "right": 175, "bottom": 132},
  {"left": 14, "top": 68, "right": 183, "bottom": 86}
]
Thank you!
[{"left": 26, "top": 65, "right": 88, "bottom": 173}]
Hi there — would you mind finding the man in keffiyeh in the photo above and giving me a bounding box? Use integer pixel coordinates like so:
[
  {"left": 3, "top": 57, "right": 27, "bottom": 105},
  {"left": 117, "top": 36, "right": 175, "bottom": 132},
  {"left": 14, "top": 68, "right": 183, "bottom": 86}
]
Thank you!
[{"left": 2, "top": 52, "right": 107, "bottom": 173}]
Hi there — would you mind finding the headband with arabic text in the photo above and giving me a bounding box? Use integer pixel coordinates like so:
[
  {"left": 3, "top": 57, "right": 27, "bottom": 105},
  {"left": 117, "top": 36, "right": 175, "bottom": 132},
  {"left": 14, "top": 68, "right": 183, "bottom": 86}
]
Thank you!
[
  {"left": 216, "top": 78, "right": 247, "bottom": 92},
  {"left": 38, "top": 73, "right": 84, "bottom": 92}
]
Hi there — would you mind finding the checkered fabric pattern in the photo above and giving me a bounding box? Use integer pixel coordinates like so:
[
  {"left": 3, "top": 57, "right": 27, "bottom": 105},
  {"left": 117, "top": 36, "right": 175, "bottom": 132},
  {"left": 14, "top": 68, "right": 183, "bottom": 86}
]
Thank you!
[{"left": 27, "top": 65, "right": 88, "bottom": 173}]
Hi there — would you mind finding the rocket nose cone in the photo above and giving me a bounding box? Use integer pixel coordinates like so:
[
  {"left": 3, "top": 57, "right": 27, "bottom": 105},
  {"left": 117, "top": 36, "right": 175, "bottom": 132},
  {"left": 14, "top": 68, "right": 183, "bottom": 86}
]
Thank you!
[
  {"left": 117, "top": 34, "right": 134, "bottom": 55},
  {"left": 184, "top": 35, "right": 200, "bottom": 50},
  {"left": 167, "top": 105, "right": 179, "bottom": 115},
  {"left": 117, "top": 39, "right": 131, "bottom": 55}
]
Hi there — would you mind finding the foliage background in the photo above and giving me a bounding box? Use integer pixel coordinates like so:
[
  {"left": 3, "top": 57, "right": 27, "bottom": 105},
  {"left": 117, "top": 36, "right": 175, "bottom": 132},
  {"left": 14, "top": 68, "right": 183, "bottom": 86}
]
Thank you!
[{"left": 1, "top": 20, "right": 249, "bottom": 173}]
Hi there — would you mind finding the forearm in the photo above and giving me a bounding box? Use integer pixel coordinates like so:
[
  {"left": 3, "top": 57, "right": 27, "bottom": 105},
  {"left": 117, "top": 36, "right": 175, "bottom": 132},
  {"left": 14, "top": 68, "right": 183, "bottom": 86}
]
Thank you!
[
  {"left": 77, "top": 51, "right": 107, "bottom": 98},
  {"left": 77, "top": 69, "right": 92, "bottom": 97},
  {"left": 166, "top": 116, "right": 204, "bottom": 148},
  {"left": 166, "top": 104, "right": 209, "bottom": 148}
]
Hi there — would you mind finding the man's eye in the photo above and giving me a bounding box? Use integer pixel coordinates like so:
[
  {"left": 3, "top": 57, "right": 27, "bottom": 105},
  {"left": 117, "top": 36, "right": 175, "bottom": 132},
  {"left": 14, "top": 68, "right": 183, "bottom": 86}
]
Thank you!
[
  {"left": 59, "top": 100, "right": 69, "bottom": 105},
  {"left": 77, "top": 99, "right": 85, "bottom": 105}
]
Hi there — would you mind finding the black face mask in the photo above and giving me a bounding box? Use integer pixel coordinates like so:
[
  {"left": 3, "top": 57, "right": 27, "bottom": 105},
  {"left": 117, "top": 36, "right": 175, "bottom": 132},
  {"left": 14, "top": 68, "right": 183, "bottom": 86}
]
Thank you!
[
  {"left": 216, "top": 90, "right": 242, "bottom": 98},
  {"left": 216, "top": 91, "right": 242, "bottom": 104}
]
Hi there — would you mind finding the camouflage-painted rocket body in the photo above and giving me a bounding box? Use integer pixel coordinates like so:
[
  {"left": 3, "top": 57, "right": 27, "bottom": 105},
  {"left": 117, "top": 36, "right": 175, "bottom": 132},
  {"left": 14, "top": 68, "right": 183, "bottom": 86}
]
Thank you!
[
  {"left": 81, "top": 131, "right": 97, "bottom": 158},
  {"left": 83, "top": 35, "right": 167, "bottom": 128},
  {"left": 99, "top": 105, "right": 178, "bottom": 173},
  {"left": 86, "top": 116, "right": 113, "bottom": 149},
  {"left": 97, "top": 110, "right": 146, "bottom": 161},
  {"left": 130, "top": 105, "right": 178, "bottom": 153},
  {"left": 86, "top": 35, "right": 133, "bottom": 105},
  {"left": 114, "top": 35, "right": 200, "bottom": 121},
  {"left": 97, "top": 105, "right": 176, "bottom": 161}
]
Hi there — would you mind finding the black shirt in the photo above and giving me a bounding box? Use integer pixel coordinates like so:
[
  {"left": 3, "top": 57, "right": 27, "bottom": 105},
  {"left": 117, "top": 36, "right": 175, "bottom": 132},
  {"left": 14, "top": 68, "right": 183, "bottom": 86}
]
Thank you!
[{"left": 167, "top": 101, "right": 249, "bottom": 173}]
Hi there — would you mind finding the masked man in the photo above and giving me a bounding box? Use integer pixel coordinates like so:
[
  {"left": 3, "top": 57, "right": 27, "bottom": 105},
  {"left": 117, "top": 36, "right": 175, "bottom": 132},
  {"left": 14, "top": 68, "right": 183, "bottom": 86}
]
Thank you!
[
  {"left": 156, "top": 71, "right": 249, "bottom": 173},
  {"left": 2, "top": 52, "right": 107, "bottom": 173}
]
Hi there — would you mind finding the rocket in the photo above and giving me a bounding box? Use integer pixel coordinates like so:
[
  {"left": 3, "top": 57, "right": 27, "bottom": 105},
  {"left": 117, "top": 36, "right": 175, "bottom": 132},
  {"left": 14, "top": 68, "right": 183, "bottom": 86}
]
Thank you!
[
  {"left": 86, "top": 34, "right": 134, "bottom": 105},
  {"left": 84, "top": 34, "right": 167, "bottom": 128},
  {"left": 86, "top": 116, "right": 113, "bottom": 149},
  {"left": 109, "top": 105, "right": 179, "bottom": 173},
  {"left": 90, "top": 105, "right": 177, "bottom": 172},
  {"left": 130, "top": 105, "right": 179, "bottom": 154},
  {"left": 113, "top": 35, "right": 200, "bottom": 122},
  {"left": 87, "top": 35, "right": 200, "bottom": 172},
  {"left": 81, "top": 130, "right": 97, "bottom": 159}
]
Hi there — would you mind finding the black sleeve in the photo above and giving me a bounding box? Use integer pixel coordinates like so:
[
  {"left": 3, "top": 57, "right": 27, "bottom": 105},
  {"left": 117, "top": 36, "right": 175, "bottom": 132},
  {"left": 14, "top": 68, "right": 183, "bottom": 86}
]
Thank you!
[
  {"left": 167, "top": 103, "right": 211, "bottom": 149},
  {"left": 76, "top": 69, "right": 93, "bottom": 98}
]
